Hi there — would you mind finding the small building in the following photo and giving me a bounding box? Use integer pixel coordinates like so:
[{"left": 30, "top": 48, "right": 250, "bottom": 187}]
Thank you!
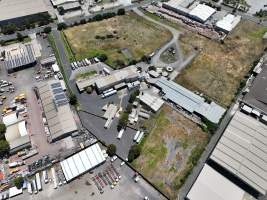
[
  {"left": 215, "top": 14, "right": 241, "bottom": 33},
  {"left": 139, "top": 93, "right": 164, "bottom": 112},
  {"left": 40, "top": 56, "right": 56, "bottom": 66},
  {"left": 60, "top": 2, "right": 81, "bottom": 12},
  {"left": 60, "top": 143, "right": 106, "bottom": 182},
  {"left": 2, "top": 43, "right": 36, "bottom": 73},
  {"left": 162, "top": 0, "right": 194, "bottom": 16},
  {"left": 186, "top": 164, "right": 256, "bottom": 200},
  {"left": 95, "top": 66, "right": 139, "bottom": 92},
  {"left": 50, "top": 0, "right": 78, "bottom": 7},
  {"left": 189, "top": 4, "right": 216, "bottom": 23},
  {"left": 4, "top": 119, "right": 31, "bottom": 154},
  {"left": 36, "top": 80, "right": 78, "bottom": 142}
]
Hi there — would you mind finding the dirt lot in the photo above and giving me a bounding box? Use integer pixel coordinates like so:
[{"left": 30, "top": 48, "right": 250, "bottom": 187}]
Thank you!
[
  {"left": 176, "top": 20, "right": 267, "bottom": 107},
  {"left": 64, "top": 12, "right": 172, "bottom": 68},
  {"left": 133, "top": 106, "right": 209, "bottom": 200}
]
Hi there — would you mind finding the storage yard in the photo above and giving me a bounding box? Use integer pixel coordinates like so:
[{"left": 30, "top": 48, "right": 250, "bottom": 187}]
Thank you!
[
  {"left": 176, "top": 20, "right": 267, "bottom": 107},
  {"left": 63, "top": 12, "right": 172, "bottom": 68},
  {"left": 133, "top": 105, "right": 209, "bottom": 199}
]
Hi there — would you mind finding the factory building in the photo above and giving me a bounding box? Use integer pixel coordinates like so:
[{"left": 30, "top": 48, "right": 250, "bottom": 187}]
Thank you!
[
  {"left": 2, "top": 43, "right": 36, "bottom": 73},
  {"left": 154, "top": 78, "right": 225, "bottom": 124},
  {"left": 36, "top": 80, "right": 78, "bottom": 142},
  {"left": 0, "top": 0, "right": 49, "bottom": 25},
  {"left": 215, "top": 14, "right": 241, "bottom": 33}
]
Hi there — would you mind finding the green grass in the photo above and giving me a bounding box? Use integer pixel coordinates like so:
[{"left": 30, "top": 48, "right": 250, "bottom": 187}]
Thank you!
[
  {"left": 60, "top": 31, "right": 75, "bottom": 62},
  {"left": 2, "top": 37, "right": 31, "bottom": 46},
  {"left": 76, "top": 71, "right": 97, "bottom": 80}
]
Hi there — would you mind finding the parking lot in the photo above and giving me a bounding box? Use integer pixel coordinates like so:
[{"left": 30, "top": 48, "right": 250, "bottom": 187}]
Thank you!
[{"left": 12, "top": 157, "right": 166, "bottom": 200}]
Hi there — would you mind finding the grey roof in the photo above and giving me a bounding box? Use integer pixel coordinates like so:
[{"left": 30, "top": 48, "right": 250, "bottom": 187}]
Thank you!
[
  {"left": 0, "top": 0, "right": 48, "bottom": 22},
  {"left": 155, "top": 78, "right": 225, "bottom": 123},
  {"left": 61, "top": 2, "right": 81, "bottom": 10},
  {"left": 210, "top": 111, "right": 267, "bottom": 195},
  {"left": 9, "top": 135, "right": 31, "bottom": 151},
  {"left": 4, "top": 43, "right": 36, "bottom": 71},
  {"left": 37, "top": 80, "right": 77, "bottom": 141},
  {"left": 243, "top": 64, "right": 267, "bottom": 115}
]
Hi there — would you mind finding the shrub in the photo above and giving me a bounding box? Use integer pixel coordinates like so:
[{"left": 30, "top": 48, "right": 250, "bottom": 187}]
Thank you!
[
  {"left": 0, "top": 140, "right": 9, "bottom": 158},
  {"left": 128, "top": 145, "right": 141, "bottom": 162},
  {"left": 16, "top": 33, "right": 24, "bottom": 42},
  {"left": 57, "top": 23, "right": 67, "bottom": 30},
  {"left": 69, "top": 94, "right": 77, "bottom": 105},
  {"left": 13, "top": 177, "right": 24, "bottom": 189},
  {"left": 97, "top": 54, "right": 108, "bottom": 62},
  {"left": 43, "top": 26, "right": 52, "bottom": 34},
  {"left": 117, "top": 8, "right": 125, "bottom": 16},
  {"left": 107, "top": 144, "right": 116, "bottom": 156}
]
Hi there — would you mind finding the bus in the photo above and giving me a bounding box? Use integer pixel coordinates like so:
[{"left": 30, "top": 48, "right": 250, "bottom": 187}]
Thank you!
[{"left": 117, "top": 129, "right": 125, "bottom": 139}]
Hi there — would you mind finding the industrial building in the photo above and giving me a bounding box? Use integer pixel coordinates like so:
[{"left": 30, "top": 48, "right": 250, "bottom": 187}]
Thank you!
[
  {"left": 139, "top": 92, "right": 164, "bottom": 112},
  {"left": 36, "top": 80, "right": 78, "bottom": 142},
  {"left": 215, "top": 14, "right": 241, "bottom": 33},
  {"left": 243, "top": 64, "right": 267, "bottom": 117},
  {"left": 2, "top": 43, "right": 36, "bottom": 73},
  {"left": 154, "top": 78, "right": 225, "bottom": 124},
  {"left": 162, "top": 0, "right": 216, "bottom": 23},
  {"left": 0, "top": 0, "right": 48, "bottom": 25},
  {"left": 209, "top": 111, "right": 267, "bottom": 196},
  {"left": 186, "top": 164, "right": 256, "bottom": 200},
  {"left": 95, "top": 66, "right": 139, "bottom": 92},
  {"left": 3, "top": 113, "right": 31, "bottom": 154},
  {"left": 60, "top": 143, "right": 106, "bottom": 182}
]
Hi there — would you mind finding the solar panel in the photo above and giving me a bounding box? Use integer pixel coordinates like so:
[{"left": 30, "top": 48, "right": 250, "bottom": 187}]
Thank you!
[
  {"left": 51, "top": 82, "right": 61, "bottom": 89},
  {"left": 53, "top": 88, "right": 63, "bottom": 94},
  {"left": 54, "top": 94, "right": 66, "bottom": 101}
]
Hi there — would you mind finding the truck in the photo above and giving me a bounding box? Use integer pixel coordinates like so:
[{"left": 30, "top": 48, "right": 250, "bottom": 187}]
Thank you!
[
  {"left": 101, "top": 90, "right": 117, "bottom": 98},
  {"left": 43, "top": 170, "right": 48, "bottom": 184},
  {"left": 32, "top": 179, "right": 38, "bottom": 194},
  {"left": 51, "top": 167, "right": 57, "bottom": 189},
  {"left": 27, "top": 182, "right": 32, "bottom": 194},
  {"left": 117, "top": 129, "right": 125, "bottom": 139},
  {"left": 133, "top": 131, "right": 140, "bottom": 141},
  {"left": 103, "top": 67, "right": 110, "bottom": 75},
  {"left": 8, "top": 161, "right": 24, "bottom": 168},
  {"left": 136, "top": 131, "right": 144, "bottom": 144},
  {"left": 35, "top": 173, "right": 42, "bottom": 191}
]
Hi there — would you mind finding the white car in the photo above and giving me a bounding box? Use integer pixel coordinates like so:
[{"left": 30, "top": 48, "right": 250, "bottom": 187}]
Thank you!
[
  {"left": 111, "top": 155, "right": 118, "bottom": 162},
  {"left": 120, "top": 161, "right": 125, "bottom": 166}
]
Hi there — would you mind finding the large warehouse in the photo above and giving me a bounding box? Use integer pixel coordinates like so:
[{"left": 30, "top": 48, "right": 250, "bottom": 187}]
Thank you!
[
  {"left": 155, "top": 78, "right": 225, "bottom": 124},
  {"left": 0, "top": 0, "right": 49, "bottom": 25},
  {"left": 210, "top": 111, "right": 267, "bottom": 196},
  {"left": 60, "top": 143, "right": 106, "bottom": 182},
  {"left": 3, "top": 43, "right": 36, "bottom": 73},
  {"left": 186, "top": 164, "right": 256, "bottom": 200},
  {"left": 37, "top": 80, "right": 78, "bottom": 142}
]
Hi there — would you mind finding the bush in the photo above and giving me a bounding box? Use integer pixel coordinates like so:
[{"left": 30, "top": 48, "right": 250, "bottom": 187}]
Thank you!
[
  {"left": 117, "top": 8, "right": 125, "bottom": 16},
  {"left": 43, "top": 26, "right": 52, "bottom": 34},
  {"left": 125, "top": 103, "right": 133, "bottom": 114},
  {"left": 13, "top": 177, "right": 24, "bottom": 189},
  {"left": 128, "top": 90, "right": 140, "bottom": 103},
  {"left": 69, "top": 94, "right": 77, "bottom": 105},
  {"left": 97, "top": 54, "right": 108, "bottom": 62},
  {"left": 2, "top": 24, "right": 17, "bottom": 35},
  {"left": 0, "top": 140, "right": 9, "bottom": 158},
  {"left": 94, "top": 14, "right": 103, "bottom": 21},
  {"left": 80, "top": 19, "right": 86, "bottom": 24},
  {"left": 107, "top": 144, "right": 116, "bottom": 156},
  {"left": 86, "top": 86, "right": 93, "bottom": 94},
  {"left": 0, "top": 124, "right": 6, "bottom": 135},
  {"left": 128, "top": 145, "right": 141, "bottom": 162},
  {"left": 58, "top": 6, "right": 65, "bottom": 15},
  {"left": 57, "top": 23, "right": 67, "bottom": 30},
  {"left": 16, "top": 33, "right": 24, "bottom": 42},
  {"left": 128, "top": 60, "right": 137, "bottom": 65}
]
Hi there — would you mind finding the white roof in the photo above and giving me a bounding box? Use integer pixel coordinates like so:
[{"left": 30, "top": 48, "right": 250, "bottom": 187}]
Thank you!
[
  {"left": 140, "top": 93, "right": 164, "bottom": 112},
  {"left": 216, "top": 14, "right": 241, "bottom": 32},
  {"left": 210, "top": 111, "right": 267, "bottom": 195},
  {"left": 241, "top": 104, "right": 252, "bottom": 113},
  {"left": 51, "top": 0, "right": 78, "bottom": 6},
  {"left": 189, "top": 4, "right": 216, "bottom": 22},
  {"left": 187, "top": 164, "right": 248, "bottom": 200},
  {"left": 18, "top": 121, "right": 28, "bottom": 137},
  {"left": 9, "top": 186, "right": 23, "bottom": 198},
  {"left": 52, "top": 63, "right": 60, "bottom": 72},
  {"left": 2, "top": 113, "right": 19, "bottom": 126},
  {"left": 60, "top": 143, "right": 106, "bottom": 182}
]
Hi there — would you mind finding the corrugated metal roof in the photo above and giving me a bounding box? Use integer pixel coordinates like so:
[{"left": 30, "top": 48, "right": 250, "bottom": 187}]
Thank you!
[
  {"left": 210, "top": 111, "right": 267, "bottom": 195},
  {"left": 155, "top": 78, "right": 225, "bottom": 123}
]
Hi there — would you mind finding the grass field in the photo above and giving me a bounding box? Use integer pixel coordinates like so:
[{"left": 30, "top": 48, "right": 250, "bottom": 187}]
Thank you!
[
  {"left": 133, "top": 106, "right": 209, "bottom": 199},
  {"left": 64, "top": 12, "right": 172, "bottom": 68},
  {"left": 176, "top": 20, "right": 267, "bottom": 107}
]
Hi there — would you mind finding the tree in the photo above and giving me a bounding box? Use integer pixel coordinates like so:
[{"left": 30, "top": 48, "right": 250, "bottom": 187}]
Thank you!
[
  {"left": 93, "top": 14, "right": 103, "bottom": 21},
  {"left": 0, "top": 124, "right": 6, "bottom": 135},
  {"left": 80, "top": 19, "right": 86, "bottom": 24},
  {"left": 0, "top": 40, "right": 5, "bottom": 46},
  {"left": 107, "top": 144, "right": 116, "bottom": 156},
  {"left": 13, "top": 177, "right": 24, "bottom": 189},
  {"left": 2, "top": 24, "right": 17, "bottom": 35},
  {"left": 117, "top": 112, "right": 128, "bottom": 131},
  {"left": 43, "top": 26, "right": 52, "bottom": 34},
  {"left": 0, "top": 140, "right": 9, "bottom": 158},
  {"left": 117, "top": 8, "right": 125, "bottom": 16},
  {"left": 57, "top": 23, "right": 67, "bottom": 30},
  {"left": 128, "top": 90, "right": 140, "bottom": 103},
  {"left": 128, "top": 145, "right": 141, "bottom": 162},
  {"left": 58, "top": 6, "right": 65, "bottom": 15},
  {"left": 16, "top": 33, "right": 24, "bottom": 42},
  {"left": 97, "top": 54, "right": 108, "bottom": 62},
  {"left": 86, "top": 86, "right": 93, "bottom": 94},
  {"left": 69, "top": 94, "right": 77, "bottom": 105}
]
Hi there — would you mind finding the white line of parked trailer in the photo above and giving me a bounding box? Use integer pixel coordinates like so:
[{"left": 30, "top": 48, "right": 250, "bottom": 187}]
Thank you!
[
  {"left": 117, "top": 129, "right": 125, "bottom": 139},
  {"left": 133, "top": 131, "right": 144, "bottom": 144}
]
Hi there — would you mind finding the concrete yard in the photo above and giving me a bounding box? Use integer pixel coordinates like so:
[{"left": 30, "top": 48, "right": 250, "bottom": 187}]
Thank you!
[{"left": 12, "top": 158, "right": 166, "bottom": 200}]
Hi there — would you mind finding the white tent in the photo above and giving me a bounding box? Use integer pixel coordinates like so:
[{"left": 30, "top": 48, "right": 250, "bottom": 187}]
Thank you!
[{"left": 52, "top": 63, "right": 60, "bottom": 73}]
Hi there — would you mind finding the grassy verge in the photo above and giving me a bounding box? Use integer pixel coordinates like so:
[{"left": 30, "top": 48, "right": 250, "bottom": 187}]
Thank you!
[
  {"left": 60, "top": 31, "right": 76, "bottom": 62},
  {"left": 1, "top": 37, "right": 31, "bottom": 46},
  {"left": 76, "top": 71, "right": 97, "bottom": 80}
]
